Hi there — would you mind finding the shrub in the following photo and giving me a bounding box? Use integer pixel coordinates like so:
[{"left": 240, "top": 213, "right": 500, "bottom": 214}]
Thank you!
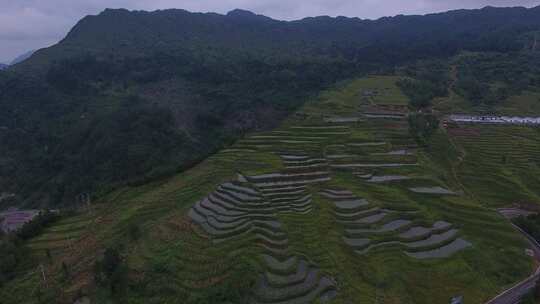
[
  {"left": 17, "top": 210, "right": 60, "bottom": 240},
  {"left": 397, "top": 79, "right": 437, "bottom": 108},
  {"left": 95, "top": 247, "right": 127, "bottom": 295},
  {"left": 408, "top": 113, "right": 439, "bottom": 145},
  {"left": 0, "top": 235, "right": 24, "bottom": 286},
  {"left": 128, "top": 224, "right": 141, "bottom": 241}
]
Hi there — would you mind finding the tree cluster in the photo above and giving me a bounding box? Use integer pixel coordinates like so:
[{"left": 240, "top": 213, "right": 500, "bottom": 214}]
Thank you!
[
  {"left": 0, "top": 210, "right": 59, "bottom": 286},
  {"left": 3, "top": 6, "right": 540, "bottom": 206}
]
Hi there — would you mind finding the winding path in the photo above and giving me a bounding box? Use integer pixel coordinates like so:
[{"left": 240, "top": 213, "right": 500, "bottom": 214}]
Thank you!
[{"left": 485, "top": 220, "right": 540, "bottom": 304}]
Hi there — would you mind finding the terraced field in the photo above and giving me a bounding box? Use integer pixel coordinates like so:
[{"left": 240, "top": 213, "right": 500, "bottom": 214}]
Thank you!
[
  {"left": 449, "top": 125, "right": 540, "bottom": 206},
  {"left": 26, "top": 214, "right": 94, "bottom": 258},
  {"left": 1, "top": 76, "right": 536, "bottom": 303},
  {"left": 180, "top": 77, "right": 534, "bottom": 303}
]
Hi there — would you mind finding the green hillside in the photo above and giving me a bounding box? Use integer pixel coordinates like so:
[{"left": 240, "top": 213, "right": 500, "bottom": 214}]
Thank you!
[
  {"left": 2, "top": 6, "right": 540, "bottom": 304},
  {"left": 447, "top": 124, "right": 540, "bottom": 206},
  {"left": 4, "top": 6, "right": 540, "bottom": 207},
  {"left": 1, "top": 76, "right": 536, "bottom": 304}
]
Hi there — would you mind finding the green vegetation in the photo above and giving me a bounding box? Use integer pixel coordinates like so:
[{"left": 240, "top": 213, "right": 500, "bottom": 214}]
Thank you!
[
  {"left": 0, "top": 50, "right": 358, "bottom": 207},
  {"left": 453, "top": 52, "right": 540, "bottom": 105},
  {"left": 448, "top": 125, "right": 540, "bottom": 206},
  {"left": 94, "top": 247, "right": 128, "bottom": 297},
  {"left": 431, "top": 51, "right": 540, "bottom": 114},
  {"left": 408, "top": 113, "right": 439, "bottom": 145},
  {"left": 336, "top": 76, "right": 410, "bottom": 106},
  {"left": 1, "top": 76, "right": 537, "bottom": 303},
  {"left": 3, "top": 6, "right": 540, "bottom": 206},
  {"left": 17, "top": 211, "right": 61, "bottom": 241},
  {"left": 0, "top": 234, "right": 24, "bottom": 285},
  {"left": 397, "top": 60, "right": 450, "bottom": 109},
  {"left": 2, "top": 5, "right": 540, "bottom": 304},
  {"left": 514, "top": 214, "right": 540, "bottom": 243},
  {"left": 0, "top": 211, "right": 60, "bottom": 287}
]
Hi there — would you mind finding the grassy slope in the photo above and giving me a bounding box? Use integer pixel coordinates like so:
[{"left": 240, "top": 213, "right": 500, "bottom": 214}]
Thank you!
[
  {"left": 1, "top": 76, "right": 535, "bottom": 304},
  {"left": 449, "top": 125, "right": 540, "bottom": 206},
  {"left": 433, "top": 67, "right": 540, "bottom": 207}
]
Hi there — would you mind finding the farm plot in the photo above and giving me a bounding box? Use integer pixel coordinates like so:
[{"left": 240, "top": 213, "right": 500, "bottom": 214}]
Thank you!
[
  {"left": 5, "top": 76, "right": 534, "bottom": 304},
  {"left": 320, "top": 188, "right": 469, "bottom": 259},
  {"left": 188, "top": 178, "right": 338, "bottom": 303},
  {"left": 26, "top": 214, "right": 95, "bottom": 259},
  {"left": 275, "top": 78, "right": 531, "bottom": 302},
  {"left": 133, "top": 77, "right": 538, "bottom": 303},
  {"left": 449, "top": 125, "right": 540, "bottom": 206},
  {"left": 198, "top": 79, "right": 535, "bottom": 303}
]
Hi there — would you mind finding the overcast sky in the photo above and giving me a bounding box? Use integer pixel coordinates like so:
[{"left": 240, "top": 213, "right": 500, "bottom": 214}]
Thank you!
[{"left": 1, "top": 0, "right": 540, "bottom": 63}]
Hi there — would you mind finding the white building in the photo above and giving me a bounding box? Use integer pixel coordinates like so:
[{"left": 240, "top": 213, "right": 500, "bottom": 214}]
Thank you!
[
  {"left": 449, "top": 115, "right": 540, "bottom": 125},
  {"left": 0, "top": 208, "right": 40, "bottom": 232}
]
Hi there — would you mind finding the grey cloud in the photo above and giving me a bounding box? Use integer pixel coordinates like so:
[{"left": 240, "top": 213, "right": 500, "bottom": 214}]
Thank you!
[{"left": 1, "top": 0, "right": 540, "bottom": 62}]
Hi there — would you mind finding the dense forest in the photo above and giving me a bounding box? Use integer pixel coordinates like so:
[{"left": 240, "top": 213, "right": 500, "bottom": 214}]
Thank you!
[{"left": 2, "top": 6, "right": 540, "bottom": 207}]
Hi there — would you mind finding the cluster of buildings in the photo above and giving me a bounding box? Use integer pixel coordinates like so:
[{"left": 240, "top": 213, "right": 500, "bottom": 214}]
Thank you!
[
  {"left": 449, "top": 115, "right": 540, "bottom": 125},
  {"left": 0, "top": 208, "right": 40, "bottom": 233}
]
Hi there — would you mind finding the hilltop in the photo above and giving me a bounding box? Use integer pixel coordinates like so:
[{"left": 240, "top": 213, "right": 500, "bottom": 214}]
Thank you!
[{"left": 9, "top": 50, "right": 35, "bottom": 65}]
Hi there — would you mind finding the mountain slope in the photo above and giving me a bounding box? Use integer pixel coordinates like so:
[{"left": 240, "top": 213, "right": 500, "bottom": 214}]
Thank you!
[
  {"left": 10, "top": 50, "right": 35, "bottom": 65},
  {"left": 2, "top": 6, "right": 540, "bottom": 208},
  {"left": 18, "top": 6, "right": 540, "bottom": 70},
  {"left": 0, "top": 76, "right": 535, "bottom": 304}
]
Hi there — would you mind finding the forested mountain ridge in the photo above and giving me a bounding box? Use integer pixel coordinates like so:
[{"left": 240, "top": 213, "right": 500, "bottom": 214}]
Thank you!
[
  {"left": 9, "top": 50, "right": 35, "bottom": 66},
  {"left": 18, "top": 6, "right": 540, "bottom": 68},
  {"left": 2, "top": 6, "right": 540, "bottom": 207}
]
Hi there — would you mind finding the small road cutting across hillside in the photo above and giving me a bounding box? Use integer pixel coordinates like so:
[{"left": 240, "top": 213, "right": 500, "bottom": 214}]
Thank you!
[{"left": 485, "top": 210, "right": 540, "bottom": 304}]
